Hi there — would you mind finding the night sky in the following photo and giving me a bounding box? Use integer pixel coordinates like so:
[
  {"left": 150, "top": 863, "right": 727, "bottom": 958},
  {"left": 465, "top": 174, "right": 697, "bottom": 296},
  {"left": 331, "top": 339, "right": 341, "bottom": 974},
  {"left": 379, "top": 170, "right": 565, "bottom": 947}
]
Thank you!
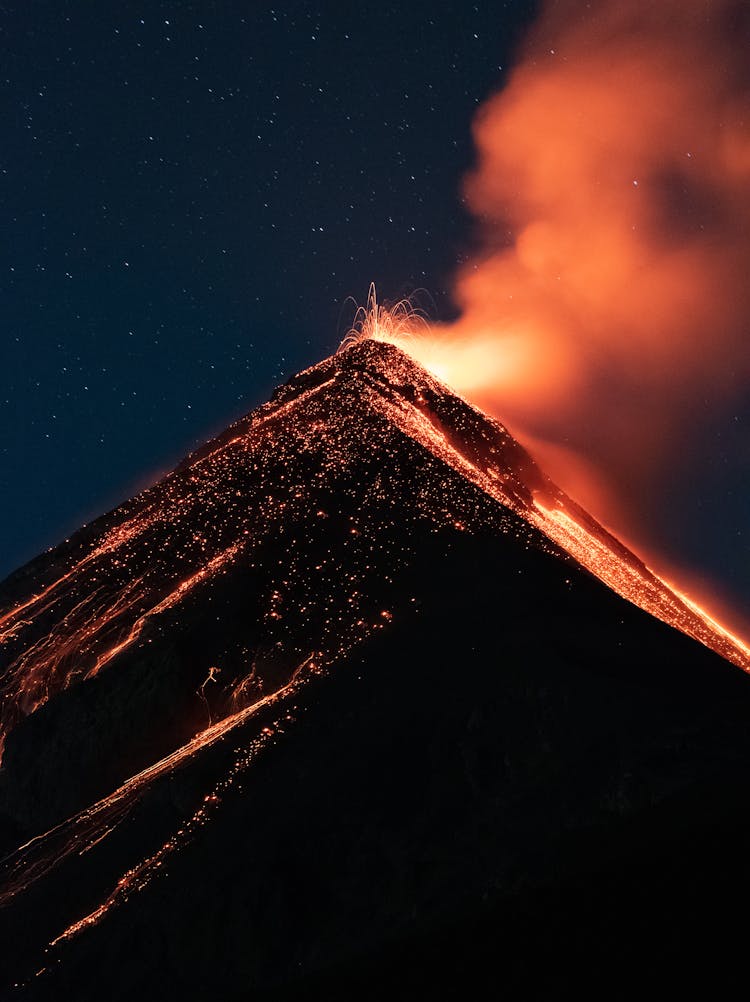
[{"left": 3, "top": 2, "right": 749, "bottom": 622}]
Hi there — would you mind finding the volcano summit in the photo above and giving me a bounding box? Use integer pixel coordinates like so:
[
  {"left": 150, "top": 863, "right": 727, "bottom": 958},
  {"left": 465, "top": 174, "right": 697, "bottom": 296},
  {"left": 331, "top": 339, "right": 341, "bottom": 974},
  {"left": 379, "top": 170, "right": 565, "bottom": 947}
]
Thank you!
[{"left": 2, "top": 340, "right": 750, "bottom": 998}]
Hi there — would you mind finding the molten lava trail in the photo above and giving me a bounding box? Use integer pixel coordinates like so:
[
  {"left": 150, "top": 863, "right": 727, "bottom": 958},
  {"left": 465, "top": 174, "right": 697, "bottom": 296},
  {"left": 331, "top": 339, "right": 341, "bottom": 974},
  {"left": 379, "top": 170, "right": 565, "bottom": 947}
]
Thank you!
[
  {"left": 0, "top": 542, "right": 242, "bottom": 759},
  {"left": 0, "top": 516, "right": 154, "bottom": 644},
  {"left": 0, "top": 657, "right": 316, "bottom": 943},
  {"left": 354, "top": 345, "right": 750, "bottom": 670},
  {"left": 531, "top": 503, "right": 750, "bottom": 668}
]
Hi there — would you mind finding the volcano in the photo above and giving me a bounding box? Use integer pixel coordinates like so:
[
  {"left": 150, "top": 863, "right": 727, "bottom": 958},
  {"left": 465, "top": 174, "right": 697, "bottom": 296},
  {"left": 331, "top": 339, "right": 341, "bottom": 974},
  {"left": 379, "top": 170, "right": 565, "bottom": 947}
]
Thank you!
[{"left": 2, "top": 339, "right": 750, "bottom": 999}]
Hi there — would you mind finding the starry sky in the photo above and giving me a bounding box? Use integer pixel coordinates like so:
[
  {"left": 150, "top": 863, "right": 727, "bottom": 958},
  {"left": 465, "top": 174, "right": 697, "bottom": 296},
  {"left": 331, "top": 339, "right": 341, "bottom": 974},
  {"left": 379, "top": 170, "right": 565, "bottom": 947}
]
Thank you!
[
  {"left": 2, "top": 1, "right": 538, "bottom": 577},
  {"left": 2, "top": 1, "right": 749, "bottom": 624}
]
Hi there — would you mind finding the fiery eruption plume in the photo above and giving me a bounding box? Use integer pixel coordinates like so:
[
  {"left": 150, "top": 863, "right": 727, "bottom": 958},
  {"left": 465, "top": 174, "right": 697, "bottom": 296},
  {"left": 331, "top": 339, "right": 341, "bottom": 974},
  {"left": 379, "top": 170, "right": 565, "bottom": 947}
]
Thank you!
[{"left": 369, "top": 0, "right": 750, "bottom": 602}]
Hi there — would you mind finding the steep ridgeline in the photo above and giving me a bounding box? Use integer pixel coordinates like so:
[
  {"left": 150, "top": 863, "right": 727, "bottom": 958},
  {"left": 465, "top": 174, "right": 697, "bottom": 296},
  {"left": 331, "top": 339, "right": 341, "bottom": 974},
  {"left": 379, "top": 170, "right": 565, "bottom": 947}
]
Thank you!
[{"left": 1, "top": 340, "right": 750, "bottom": 999}]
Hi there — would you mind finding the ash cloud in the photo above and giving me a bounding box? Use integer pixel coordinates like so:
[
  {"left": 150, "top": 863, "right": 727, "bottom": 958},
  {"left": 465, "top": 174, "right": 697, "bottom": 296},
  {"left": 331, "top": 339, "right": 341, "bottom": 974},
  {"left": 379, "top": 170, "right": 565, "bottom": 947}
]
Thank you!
[{"left": 420, "top": 0, "right": 750, "bottom": 554}]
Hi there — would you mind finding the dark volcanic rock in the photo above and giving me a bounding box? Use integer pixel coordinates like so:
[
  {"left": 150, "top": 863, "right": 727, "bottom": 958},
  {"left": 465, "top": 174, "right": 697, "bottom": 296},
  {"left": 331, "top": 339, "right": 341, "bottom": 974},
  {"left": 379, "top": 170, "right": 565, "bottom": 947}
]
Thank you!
[{"left": 0, "top": 341, "right": 749, "bottom": 999}]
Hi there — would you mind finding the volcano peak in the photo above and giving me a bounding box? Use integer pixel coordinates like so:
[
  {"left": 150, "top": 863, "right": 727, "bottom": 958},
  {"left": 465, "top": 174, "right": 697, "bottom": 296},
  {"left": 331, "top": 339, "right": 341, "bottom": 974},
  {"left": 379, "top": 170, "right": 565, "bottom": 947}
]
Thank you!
[{"left": 2, "top": 341, "right": 750, "bottom": 998}]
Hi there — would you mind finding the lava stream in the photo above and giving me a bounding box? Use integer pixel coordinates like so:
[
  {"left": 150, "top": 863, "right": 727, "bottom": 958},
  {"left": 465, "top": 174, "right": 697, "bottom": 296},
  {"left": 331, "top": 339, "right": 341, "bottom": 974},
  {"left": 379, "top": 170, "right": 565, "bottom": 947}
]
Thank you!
[{"left": 0, "top": 656, "right": 318, "bottom": 925}]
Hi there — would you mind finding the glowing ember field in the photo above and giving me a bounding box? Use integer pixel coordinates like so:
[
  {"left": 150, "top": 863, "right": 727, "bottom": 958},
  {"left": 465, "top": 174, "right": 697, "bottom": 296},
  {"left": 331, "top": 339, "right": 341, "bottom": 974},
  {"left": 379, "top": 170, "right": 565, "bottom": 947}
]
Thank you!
[{"left": 1, "top": 334, "right": 749, "bottom": 979}]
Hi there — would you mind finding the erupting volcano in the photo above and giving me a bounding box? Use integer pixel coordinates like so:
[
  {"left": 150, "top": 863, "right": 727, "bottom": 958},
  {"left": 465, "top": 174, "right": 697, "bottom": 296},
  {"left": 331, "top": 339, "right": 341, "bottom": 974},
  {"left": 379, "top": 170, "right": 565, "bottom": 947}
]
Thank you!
[{"left": 2, "top": 332, "right": 750, "bottom": 999}]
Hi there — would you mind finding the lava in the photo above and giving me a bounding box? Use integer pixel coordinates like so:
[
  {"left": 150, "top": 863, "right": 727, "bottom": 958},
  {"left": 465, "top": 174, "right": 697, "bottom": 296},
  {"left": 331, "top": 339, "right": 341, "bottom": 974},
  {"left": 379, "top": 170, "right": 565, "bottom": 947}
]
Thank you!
[
  {"left": 0, "top": 658, "right": 317, "bottom": 933},
  {"left": 0, "top": 537, "right": 243, "bottom": 759},
  {"left": 344, "top": 314, "right": 750, "bottom": 668},
  {"left": 532, "top": 501, "right": 750, "bottom": 666},
  {"left": 0, "top": 514, "right": 156, "bottom": 645},
  {"left": 85, "top": 542, "right": 243, "bottom": 679}
]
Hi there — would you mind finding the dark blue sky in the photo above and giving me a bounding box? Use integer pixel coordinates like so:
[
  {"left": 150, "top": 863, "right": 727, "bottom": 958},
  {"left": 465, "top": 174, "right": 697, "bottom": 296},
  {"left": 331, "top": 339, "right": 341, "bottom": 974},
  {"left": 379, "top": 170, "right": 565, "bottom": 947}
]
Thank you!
[
  {"left": 2, "top": 1, "right": 537, "bottom": 575},
  {"left": 3, "top": 1, "right": 749, "bottom": 626}
]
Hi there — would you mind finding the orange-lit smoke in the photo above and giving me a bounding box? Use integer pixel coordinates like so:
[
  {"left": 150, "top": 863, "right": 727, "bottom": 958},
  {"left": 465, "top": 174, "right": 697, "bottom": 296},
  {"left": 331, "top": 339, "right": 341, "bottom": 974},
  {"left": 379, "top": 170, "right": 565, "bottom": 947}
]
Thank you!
[{"left": 403, "top": 0, "right": 750, "bottom": 546}]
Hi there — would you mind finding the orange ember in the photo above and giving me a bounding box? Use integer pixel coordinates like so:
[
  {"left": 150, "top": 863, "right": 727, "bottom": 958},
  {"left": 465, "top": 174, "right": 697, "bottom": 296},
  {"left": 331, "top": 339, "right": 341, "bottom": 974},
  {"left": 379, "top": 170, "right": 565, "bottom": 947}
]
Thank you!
[{"left": 340, "top": 282, "right": 429, "bottom": 352}]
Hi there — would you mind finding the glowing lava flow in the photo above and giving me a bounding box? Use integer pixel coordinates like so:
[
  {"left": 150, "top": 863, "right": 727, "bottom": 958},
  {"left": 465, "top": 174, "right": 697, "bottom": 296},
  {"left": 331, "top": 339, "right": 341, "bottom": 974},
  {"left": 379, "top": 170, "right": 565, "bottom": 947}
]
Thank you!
[
  {"left": 0, "top": 541, "right": 241, "bottom": 759},
  {"left": 85, "top": 542, "right": 242, "bottom": 679},
  {"left": 532, "top": 502, "right": 750, "bottom": 667},
  {"left": 341, "top": 305, "right": 750, "bottom": 672},
  {"left": 0, "top": 515, "right": 156, "bottom": 644},
  {"left": 0, "top": 577, "right": 148, "bottom": 757},
  {"left": 0, "top": 656, "right": 318, "bottom": 936}
]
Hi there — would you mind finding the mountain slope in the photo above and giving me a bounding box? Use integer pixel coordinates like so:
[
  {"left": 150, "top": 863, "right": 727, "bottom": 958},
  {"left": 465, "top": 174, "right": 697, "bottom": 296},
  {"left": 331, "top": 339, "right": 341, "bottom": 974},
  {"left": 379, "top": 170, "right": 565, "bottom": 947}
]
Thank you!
[{"left": 1, "top": 340, "right": 750, "bottom": 998}]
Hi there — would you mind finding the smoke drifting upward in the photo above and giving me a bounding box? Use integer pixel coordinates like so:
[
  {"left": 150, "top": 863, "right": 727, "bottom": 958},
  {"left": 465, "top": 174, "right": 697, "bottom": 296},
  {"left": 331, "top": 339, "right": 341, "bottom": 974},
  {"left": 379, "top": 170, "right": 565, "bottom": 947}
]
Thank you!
[{"left": 404, "top": 0, "right": 750, "bottom": 560}]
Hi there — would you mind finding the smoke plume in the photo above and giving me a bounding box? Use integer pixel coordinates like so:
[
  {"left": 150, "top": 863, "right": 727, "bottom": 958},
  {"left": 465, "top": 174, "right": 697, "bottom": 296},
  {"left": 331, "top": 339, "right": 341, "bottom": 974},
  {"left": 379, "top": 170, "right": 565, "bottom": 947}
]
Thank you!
[{"left": 410, "top": 0, "right": 750, "bottom": 555}]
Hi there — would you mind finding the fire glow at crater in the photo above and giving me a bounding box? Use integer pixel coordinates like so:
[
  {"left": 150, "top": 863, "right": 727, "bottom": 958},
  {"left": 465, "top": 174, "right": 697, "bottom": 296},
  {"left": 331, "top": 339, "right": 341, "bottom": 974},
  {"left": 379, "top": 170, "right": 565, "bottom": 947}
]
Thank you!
[
  {"left": 342, "top": 297, "right": 750, "bottom": 668},
  {"left": 347, "top": 0, "right": 750, "bottom": 639}
]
